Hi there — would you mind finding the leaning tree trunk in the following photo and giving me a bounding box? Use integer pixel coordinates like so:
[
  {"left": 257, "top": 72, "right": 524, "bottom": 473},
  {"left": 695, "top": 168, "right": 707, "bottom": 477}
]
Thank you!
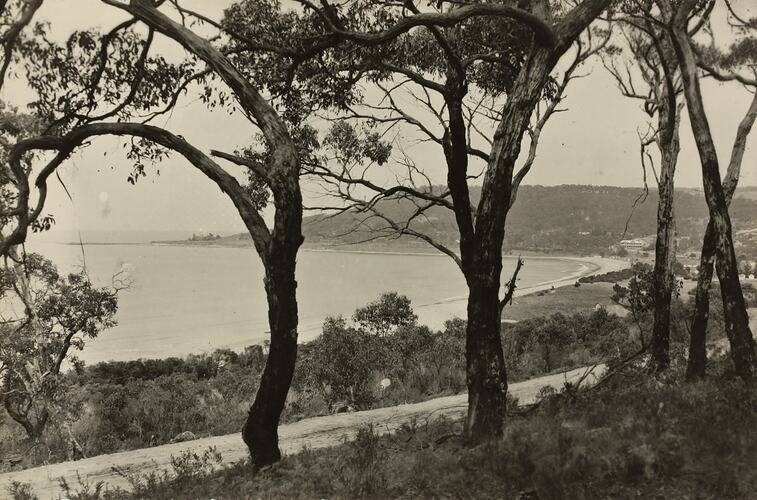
[
  {"left": 241, "top": 152, "right": 304, "bottom": 467},
  {"left": 687, "top": 225, "right": 736, "bottom": 379},
  {"left": 686, "top": 92, "right": 757, "bottom": 380},
  {"left": 242, "top": 251, "right": 300, "bottom": 467},
  {"left": 712, "top": 234, "right": 755, "bottom": 379},
  {"left": 464, "top": 269, "right": 508, "bottom": 441},
  {"left": 672, "top": 17, "right": 756, "bottom": 380},
  {"left": 687, "top": 219, "right": 717, "bottom": 379}
]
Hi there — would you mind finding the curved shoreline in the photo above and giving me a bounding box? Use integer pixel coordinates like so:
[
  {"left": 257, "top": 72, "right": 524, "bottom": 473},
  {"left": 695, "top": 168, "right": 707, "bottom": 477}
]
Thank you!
[
  {"left": 413, "top": 255, "right": 627, "bottom": 309},
  {"left": 292, "top": 254, "right": 629, "bottom": 338}
]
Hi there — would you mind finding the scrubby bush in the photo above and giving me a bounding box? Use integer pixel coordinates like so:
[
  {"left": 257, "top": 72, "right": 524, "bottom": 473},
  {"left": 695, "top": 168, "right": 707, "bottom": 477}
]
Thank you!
[
  {"left": 504, "top": 309, "right": 629, "bottom": 379},
  {"left": 293, "top": 304, "right": 467, "bottom": 412},
  {"left": 37, "top": 362, "right": 757, "bottom": 500},
  {"left": 8, "top": 281, "right": 740, "bottom": 473},
  {"left": 579, "top": 261, "right": 648, "bottom": 284}
]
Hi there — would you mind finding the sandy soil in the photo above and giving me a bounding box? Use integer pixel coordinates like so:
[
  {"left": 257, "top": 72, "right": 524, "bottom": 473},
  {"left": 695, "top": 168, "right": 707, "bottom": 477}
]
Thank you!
[
  {"left": 0, "top": 365, "right": 605, "bottom": 499},
  {"left": 511, "top": 255, "right": 628, "bottom": 299}
]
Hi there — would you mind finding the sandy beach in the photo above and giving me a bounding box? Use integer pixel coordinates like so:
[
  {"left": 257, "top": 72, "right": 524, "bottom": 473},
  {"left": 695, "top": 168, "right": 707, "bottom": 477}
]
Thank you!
[
  {"left": 409, "top": 254, "right": 629, "bottom": 325},
  {"left": 511, "top": 255, "right": 628, "bottom": 297}
]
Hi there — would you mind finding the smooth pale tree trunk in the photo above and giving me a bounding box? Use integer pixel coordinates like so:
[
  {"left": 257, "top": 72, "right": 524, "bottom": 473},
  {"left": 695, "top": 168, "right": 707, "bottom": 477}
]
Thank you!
[
  {"left": 671, "top": 14, "right": 756, "bottom": 380},
  {"left": 1, "top": 246, "right": 50, "bottom": 440}
]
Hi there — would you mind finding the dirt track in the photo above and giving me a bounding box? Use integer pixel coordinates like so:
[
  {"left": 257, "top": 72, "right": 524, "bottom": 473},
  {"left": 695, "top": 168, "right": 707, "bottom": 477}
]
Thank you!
[{"left": 0, "top": 365, "right": 604, "bottom": 499}]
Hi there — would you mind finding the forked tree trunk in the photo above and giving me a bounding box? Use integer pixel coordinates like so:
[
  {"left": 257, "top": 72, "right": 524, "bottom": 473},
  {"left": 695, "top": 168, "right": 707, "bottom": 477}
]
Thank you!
[
  {"left": 687, "top": 227, "right": 738, "bottom": 380},
  {"left": 456, "top": 38, "right": 573, "bottom": 442},
  {"left": 427, "top": 0, "right": 612, "bottom": 443},
  {"left": 686, "top": 93, "right": 757, "bottom": 380},
  {"left": 243, "top": 254, "right": 300, "bottom": 467},
  {"left": 671, "top": 15, "right": 756, "bottom": 380},
  {"left": 464, "top": 274, "right": 508, "bottom": 441},
  {"left": 2, "top": 387, "right": 48, "bottom": 440},
  {"left": 458, "top": 63, "right": 549, "bottom": 441}
]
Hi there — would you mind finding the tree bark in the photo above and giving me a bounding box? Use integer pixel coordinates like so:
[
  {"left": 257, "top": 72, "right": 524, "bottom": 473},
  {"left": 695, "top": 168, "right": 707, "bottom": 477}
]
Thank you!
[
  {"left": 464, "top": 270, "right": 508, "bottom": 441},
  {"left": 242, "top": 254, "right": 300, "bottom": 467},
  {"left": 686, "top": 92, "right": 757, "bottom": 379},
  {"left": 671, "top": 7, "right": 756, "bottom": 380},
  {"left": 650, "top": 99, "right": 680, "bottom": 372},
  {"left": 8, "top": 122, "right": 303, "bottom": 464},
  {"left": 649, "top": 193, "right": 676, "bottom": 372},
  {"left": 1, "top": 374, "right": 48, "bottom": 440},
  {"left": 687, "top": 219, "right": 716, "bottom": 378},
  {"left": 69, "top": 0, "right": 307, "bottom": 464},
  {"left": 456, "top": 43, "right": 554, "bottom": 439},
  {"left": 444, "top": 0, "right": 612, "bottom": 441},
  {"left": 243, "top": 161, "right": 303, "bottom": 466}
]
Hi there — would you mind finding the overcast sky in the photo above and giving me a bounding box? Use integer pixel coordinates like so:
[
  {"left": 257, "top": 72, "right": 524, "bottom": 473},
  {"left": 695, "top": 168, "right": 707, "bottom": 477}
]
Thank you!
[{"left": 5, "top": 0, "right": 757, "bottom": 240}]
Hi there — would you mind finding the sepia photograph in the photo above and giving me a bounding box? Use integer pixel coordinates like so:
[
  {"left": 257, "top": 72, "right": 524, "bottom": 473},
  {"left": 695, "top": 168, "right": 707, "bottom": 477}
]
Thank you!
[{"left": 0, "top": 0, "right": 756, "bottom": 498}]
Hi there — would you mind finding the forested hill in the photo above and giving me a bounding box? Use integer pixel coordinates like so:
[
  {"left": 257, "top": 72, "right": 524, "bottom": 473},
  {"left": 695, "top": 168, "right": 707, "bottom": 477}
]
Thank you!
[{"left": 184, "top": 185, "right": 757, "bottom": 256}]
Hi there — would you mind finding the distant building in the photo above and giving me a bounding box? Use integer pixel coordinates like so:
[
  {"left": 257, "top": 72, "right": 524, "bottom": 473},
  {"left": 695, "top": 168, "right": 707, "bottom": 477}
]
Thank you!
[{"left": 620, "top": 238, "right": 646, "bottom": 249}]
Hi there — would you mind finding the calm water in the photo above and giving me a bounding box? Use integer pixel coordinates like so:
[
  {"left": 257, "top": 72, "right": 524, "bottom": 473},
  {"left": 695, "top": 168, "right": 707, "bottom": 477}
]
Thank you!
[{"left": 22, "top": 243, "right": 587, "bottom": 363}]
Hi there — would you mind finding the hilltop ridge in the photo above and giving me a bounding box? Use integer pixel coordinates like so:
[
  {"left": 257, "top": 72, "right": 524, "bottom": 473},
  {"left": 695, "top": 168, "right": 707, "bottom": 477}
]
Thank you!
[{"left": 156, "top": 185, "right": 757, "bottom": 257}]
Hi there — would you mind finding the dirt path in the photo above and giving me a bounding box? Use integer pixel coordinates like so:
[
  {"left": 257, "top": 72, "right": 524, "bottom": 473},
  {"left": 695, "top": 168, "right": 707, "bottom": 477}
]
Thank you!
[{"left": 0, "top": 365, "right": 605, "bottom": 499}]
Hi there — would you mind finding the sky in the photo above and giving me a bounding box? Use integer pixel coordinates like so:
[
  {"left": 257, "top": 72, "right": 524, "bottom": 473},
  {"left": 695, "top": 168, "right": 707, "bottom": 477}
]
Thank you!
[{"left": 5, "top": 0, "right": 757, "bottom": 240}]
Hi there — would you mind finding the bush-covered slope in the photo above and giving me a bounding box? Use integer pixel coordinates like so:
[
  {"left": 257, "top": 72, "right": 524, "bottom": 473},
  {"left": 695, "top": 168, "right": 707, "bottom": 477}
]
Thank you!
[{"left": 300, "top": 185, "right": 757, "bottom": 254}]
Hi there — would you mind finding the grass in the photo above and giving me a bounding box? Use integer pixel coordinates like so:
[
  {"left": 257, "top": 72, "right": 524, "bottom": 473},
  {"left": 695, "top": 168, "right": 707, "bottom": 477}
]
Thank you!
[
  {"left": 18, "top": 359, "right": 757, "bottom": 500},
  {"left": 504, "top": 283, "right": 623, "bottom": 322}
]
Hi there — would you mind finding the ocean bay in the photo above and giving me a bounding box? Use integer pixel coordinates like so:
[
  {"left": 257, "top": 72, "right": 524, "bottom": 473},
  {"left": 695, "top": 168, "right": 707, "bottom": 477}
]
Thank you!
[{"left": 26, "top": 242, "right": 588, "bottom": 363}]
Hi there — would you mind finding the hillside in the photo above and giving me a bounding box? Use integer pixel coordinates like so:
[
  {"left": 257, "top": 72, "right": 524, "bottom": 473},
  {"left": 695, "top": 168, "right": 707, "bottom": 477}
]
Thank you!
[
  {"left": 0, "top": 366, "right": 603, "bottom": 497},
  {"left": 159, "top": 185, "right": 757, "bottom": 257}
]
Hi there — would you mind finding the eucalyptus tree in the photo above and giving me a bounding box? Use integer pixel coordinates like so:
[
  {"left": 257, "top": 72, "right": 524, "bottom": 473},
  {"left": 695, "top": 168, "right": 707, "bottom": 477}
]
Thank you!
[
  {"left": 0, "top": 0, "right": 615, "bottom": 464},
  {"left": 0, "top": 0, "right": 317, "bottom": 466},
  {"left": 665, "top": 0, "right": 756, "bottom": 380},
  {"left": 672, "top": 0, "right": 757, "bottom": 379},
  {"left": 295, "top": 0, "right": 613, "bottom": 441},
  {"left": 0, "top": 0, "right": 43, "bottom": 89},
  {"left": 1, "top": 253, "right": 120, "bottom": 442},
  {"left": 602, "top": 1, "right": 685, "bottom": 372}
]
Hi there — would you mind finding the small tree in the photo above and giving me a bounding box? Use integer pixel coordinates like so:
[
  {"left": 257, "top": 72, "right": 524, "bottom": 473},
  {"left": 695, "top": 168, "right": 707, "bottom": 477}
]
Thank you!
[
  {"left": 602, "top": 0, "right": 686, "bottom": 372},
  {"left": 0, "top": 252, "right": 119, "bottom": 446},
  {"left": 299, "top": 316, "right": 385, "bottom": 410},
  {"left": 352, "top": 292, "right": 417, "bottom": 336}
]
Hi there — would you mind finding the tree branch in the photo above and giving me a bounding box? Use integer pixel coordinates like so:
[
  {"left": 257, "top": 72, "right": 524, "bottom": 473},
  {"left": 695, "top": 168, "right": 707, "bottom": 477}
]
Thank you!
[{"left": 3, "top": 122, "right": 272, "bottom": 262}]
